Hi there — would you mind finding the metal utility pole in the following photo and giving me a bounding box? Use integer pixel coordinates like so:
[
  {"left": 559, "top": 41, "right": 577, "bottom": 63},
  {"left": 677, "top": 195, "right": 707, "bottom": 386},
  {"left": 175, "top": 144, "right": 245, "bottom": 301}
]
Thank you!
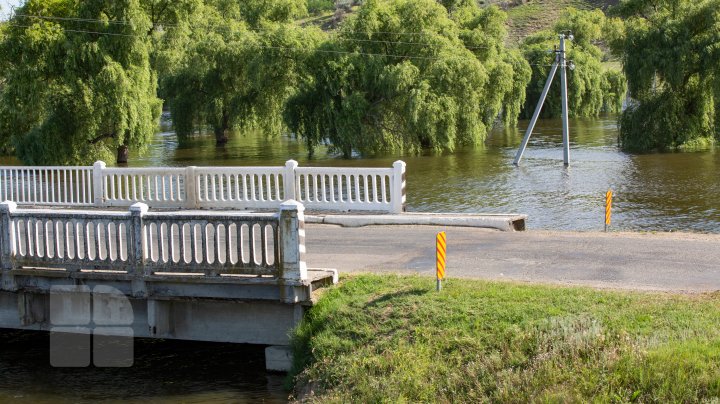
[
  {"left": 513, "top": 32, "right": 574, "bottom": 166},
  {"left": 559, "top": 33, "right": 570, "bottom": 166}
]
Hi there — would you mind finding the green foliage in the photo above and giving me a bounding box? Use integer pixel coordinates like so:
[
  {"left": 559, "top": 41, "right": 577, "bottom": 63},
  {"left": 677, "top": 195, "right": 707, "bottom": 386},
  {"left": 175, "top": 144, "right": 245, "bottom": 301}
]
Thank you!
[
  {"left": 285, "top": 0, "right": 530, "bottom": 157},
  {"left": 291, "top": 274, "right": 720, "bottom": 402},
  {"left": 160, "top": 1, "right": 323, "bottom": 143},
  {"left": 307, "top": 0, "right": 335, "bottom": 15},
  {"left": 612, "top": 0, "right": 720, "bottom": 151},
  {"left": 238, "top": 0, "right": 308, "bottom": 28},
  {"left": 520, "top": 8, "right": 627, "bottom": 119},
  {"left": 0, "top": 0, "right": 162, "bottom": 165}
]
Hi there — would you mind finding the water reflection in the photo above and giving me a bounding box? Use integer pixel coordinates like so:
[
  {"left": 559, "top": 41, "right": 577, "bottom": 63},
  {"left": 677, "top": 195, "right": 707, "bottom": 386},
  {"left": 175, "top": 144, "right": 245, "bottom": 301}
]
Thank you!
[{"left": 0, "top": 329, "right": 287, "bottom": 403}]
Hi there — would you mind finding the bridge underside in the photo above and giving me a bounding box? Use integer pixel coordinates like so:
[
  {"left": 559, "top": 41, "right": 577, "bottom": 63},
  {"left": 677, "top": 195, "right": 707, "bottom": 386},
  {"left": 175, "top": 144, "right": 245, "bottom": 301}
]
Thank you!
[{"left": 0, "top": 268, "right": 336, "bottom": 371}]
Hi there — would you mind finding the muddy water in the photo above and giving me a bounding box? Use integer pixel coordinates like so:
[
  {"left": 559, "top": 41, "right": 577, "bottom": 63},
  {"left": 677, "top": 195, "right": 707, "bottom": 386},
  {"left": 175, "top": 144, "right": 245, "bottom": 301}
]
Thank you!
[{"left": 133, "top": 117, "right": 720, "bottom": 232}]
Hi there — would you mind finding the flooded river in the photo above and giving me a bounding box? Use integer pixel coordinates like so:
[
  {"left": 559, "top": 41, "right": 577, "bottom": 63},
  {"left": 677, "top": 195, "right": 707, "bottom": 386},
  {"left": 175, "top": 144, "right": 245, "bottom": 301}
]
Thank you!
[{"left": 133, "top": 116, "right": 720, "bottom": 232}]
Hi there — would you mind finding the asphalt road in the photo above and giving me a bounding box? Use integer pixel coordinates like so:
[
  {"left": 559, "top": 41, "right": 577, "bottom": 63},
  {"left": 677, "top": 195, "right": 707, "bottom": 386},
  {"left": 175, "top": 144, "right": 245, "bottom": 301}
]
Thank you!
[{"left": 305, "top": 224, "right": 720, "bottom": 292}]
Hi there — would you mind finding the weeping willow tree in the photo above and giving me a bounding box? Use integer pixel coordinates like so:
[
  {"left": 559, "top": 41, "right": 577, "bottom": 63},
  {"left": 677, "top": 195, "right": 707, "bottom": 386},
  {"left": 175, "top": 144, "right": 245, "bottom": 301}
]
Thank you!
[
  {"left": 611, "top": 0, "right": 720, "bottom": 151},
  {"left": 284, "top": 0, "right": 531, "bottom": 157},
  {"left": 0, "top": 0, "right": 162, "bottom": 165},
  {"left": 520, "top": 8, "right": 627, "bottom": 119},
  {"left": 159, "top": 0, "right": 321, "bottom": 145}
]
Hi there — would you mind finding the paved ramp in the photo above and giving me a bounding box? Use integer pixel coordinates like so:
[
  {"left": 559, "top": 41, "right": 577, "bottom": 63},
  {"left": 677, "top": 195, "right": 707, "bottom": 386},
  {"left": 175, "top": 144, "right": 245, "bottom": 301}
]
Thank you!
[{"left": 305, "top": 225, "right": 720, "bottom": 292}]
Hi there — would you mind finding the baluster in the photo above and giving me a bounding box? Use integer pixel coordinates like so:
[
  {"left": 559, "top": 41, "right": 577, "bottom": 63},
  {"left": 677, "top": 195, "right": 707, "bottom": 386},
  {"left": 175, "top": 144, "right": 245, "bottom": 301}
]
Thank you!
[
  {"left": 20, "top": 169, "right": 26, "bottom": 202},
  {"left": 84, "top": 221, "right": 93, "bottom": 261},
  {"left": 44, "top": 220, "right": 52, "bottom": 258},
  {"left": 242, "top": 174, "right": 248, "bottom": 201},
  {"left": 109, "top": 174, "right": 116, "bottom": 201},
  {"left": 226, "top": 223, "right": 234, "bottom": 265},
  {"left": 189, "top": 223, "right": 197, "bottom": 264},
  {"left": 159, "top": 222, "right": 168, "bottom": 263},
  {"left": 75, "top": 169, "right": 80, "bottom": 203},
  {"left": 346, "top": 174, "right": 352, "bottom": 203},
  {"left": 31, "top": 169, "right": 37, "bottom": 203},
  {"left": 12, "top": 169, "right": 18, "bottom": 202},
  {"left": 352, "top": 174, "right": 360, "bottom": 203},
  {"left": 130, "top": 175, "right": 136, "bottom": 201},
  {"left": 215, "top": 223, "right": 223, "bottom": 266},
  {"left": 247, "top": 224, "right": 255, "bottom": 266},
  {"left": 34, "top": 219, "right": 42, "bottom": 257},
  {"left": 55, "top": 221, "right": 63, "bottom": 259},
  {"left": 200, "top": 222, "right": 208, "bottom": 265},
  {"left": 260, "top": 222, "right": 268, "bottom": 266},
  {"left": 105, "top": 221, "right": 113, "bottom": 262},
  {"left": 25, "top": 219, "right": 33, "bottom": 258},
  {"left": 381, "top": 175, "right": 388, "bottom": 203},
  {"left": 170, "top": 224, "right": 178, "bottom": 263},
  {"left": 250, "top": 175, "right": 256, "bottom": 201},
  {"left": 259, "top": 175, "right": 266, "bottom": 201},
  {"left": 148, "top": 174, "right": 153, "bottom": 201},
  {"left": 159, "top": 176, "right": 165, "bottom": 202},
  {"left": 304, "top": 175, "right": 310, "bottom": 202},
  {"left": 169, "top": 176, "right": 175, "bottom": 202}
]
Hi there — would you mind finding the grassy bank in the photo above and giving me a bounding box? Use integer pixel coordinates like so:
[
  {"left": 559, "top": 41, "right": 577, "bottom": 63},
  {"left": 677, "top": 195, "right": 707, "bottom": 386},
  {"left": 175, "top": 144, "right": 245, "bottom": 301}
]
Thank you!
[{"left": 290, "top": 275, "right": 720, "bottom": 402}]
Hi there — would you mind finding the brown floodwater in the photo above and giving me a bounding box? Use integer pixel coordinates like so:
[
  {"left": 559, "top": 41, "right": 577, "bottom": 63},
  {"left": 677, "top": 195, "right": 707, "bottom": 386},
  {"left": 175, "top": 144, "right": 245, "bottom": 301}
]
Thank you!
[{"left": 132, "top": 116, "right": 720, "bottom": 232}]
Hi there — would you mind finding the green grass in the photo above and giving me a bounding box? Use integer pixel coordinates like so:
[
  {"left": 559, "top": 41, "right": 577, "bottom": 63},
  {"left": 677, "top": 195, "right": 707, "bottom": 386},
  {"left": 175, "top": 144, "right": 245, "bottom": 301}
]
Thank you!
[{"left": 290, "top": 275, "right": 720, "bottom": 402}]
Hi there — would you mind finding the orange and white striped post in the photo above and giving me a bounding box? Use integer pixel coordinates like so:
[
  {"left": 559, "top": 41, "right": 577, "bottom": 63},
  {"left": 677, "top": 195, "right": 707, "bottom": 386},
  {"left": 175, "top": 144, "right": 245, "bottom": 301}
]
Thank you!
[
  {"left": 605, "top": 189, "right": 613, "bottom": 232},
  {"left": 436, "top": 231, "right": 447, "bottom": 291}
]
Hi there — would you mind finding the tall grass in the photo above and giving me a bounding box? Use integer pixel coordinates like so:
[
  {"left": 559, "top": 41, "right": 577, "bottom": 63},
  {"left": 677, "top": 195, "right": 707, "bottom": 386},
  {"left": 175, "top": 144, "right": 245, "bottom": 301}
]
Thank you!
[{"left": 290, "top": 275, "right": 720, "bottom": 402}]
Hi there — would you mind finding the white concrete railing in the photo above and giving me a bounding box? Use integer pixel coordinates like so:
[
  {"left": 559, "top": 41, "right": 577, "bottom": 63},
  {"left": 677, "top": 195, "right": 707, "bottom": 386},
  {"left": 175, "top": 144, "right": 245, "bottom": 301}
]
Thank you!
[
  {"left": 0, "top": 160, "right": 406, "bottom": 213},
  {"left": 0, "top": 200, "right": 308, "bottom": 281},
  {"left": 0, "top": 166, "right": 94, "bottom": 206}
]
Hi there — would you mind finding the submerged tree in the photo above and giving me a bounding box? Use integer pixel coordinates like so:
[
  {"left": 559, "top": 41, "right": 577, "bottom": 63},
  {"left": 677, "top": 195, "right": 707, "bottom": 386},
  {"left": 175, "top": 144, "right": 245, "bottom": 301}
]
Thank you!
[
  {"left": 520, "top": 8, "right": 627, "bottom": 119},
  {"left": 159, "top": 0, "right": 318, "bottom": 145},
  {"left": 285, "top": 0, "right": 531, "bottom": 157},
  {"left": 0, "top": 0, "right": 162, "bottom": 165},
  {"left": 611, "top": 0, "right": 720, "bottom": 151}
]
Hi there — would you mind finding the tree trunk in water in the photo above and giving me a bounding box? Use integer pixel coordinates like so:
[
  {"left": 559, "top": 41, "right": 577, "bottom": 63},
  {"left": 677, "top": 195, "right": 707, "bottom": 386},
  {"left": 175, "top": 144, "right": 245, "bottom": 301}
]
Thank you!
[
  {"left": 117, "top": 144, "right": 129, "bottom": 164},
  {"left": 214, "top": 126, "right": 228, "bottom": 146},
  {"left": 215, "top": 111, "right": 230, "bottom": 145}
]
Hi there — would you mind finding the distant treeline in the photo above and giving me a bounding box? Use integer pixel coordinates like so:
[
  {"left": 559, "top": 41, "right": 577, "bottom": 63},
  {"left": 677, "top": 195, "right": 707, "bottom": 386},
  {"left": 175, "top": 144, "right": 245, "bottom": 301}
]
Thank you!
[{"left": 0, "top": 0, "right": 715, "bottom": 164}]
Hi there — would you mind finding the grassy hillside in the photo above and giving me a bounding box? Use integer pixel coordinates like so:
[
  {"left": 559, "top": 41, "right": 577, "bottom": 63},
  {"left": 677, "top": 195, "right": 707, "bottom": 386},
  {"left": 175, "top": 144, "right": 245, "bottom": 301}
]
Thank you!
[
  {"left": 303, "top": 0, "right": 620, "bottom": 44},
  {"left": 505, "top": 0, "right": 619, "bottom": 45}
]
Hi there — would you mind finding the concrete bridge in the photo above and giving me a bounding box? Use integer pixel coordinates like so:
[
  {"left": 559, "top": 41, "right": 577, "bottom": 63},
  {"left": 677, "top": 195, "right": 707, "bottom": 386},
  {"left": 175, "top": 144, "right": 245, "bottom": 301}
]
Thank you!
[
  {"left": 0, "top": 192, "right": 343, "bottom": 371},
  {"left": 0, "top": 160, "right": 410, "bottom": 370}
]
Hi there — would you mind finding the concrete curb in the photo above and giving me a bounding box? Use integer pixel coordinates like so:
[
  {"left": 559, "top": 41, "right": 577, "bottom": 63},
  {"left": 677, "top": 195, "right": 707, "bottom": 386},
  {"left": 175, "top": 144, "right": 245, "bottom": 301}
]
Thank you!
[{"left": 305, "top": 213, "right": 527, "bottom": 231}]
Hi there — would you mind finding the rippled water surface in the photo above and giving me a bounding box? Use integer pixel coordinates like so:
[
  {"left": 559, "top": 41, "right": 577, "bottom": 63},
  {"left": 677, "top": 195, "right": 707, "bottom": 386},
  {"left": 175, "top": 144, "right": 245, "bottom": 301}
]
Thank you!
[{"left": 133, "top": 117, "right": 720, "bottom": 232}]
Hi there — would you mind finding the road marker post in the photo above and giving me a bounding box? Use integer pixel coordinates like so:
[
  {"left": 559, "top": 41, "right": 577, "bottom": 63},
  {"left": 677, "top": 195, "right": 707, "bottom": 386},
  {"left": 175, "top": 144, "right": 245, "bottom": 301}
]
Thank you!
[
  {"left": 605, "top": 189, "right": 613, "bottom": 232},
  {"left": 436, "top": 231, "right": 447, "bottom": 291}
]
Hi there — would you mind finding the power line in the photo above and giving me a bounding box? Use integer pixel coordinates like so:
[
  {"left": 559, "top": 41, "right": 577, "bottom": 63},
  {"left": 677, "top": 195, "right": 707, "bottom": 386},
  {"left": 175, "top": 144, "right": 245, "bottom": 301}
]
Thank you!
[
  {"left": 4, "top": 23, "right": 484, "bottom": 62},
  {"left": 11, "top": 13, "right": 496, "bottom": 50}
]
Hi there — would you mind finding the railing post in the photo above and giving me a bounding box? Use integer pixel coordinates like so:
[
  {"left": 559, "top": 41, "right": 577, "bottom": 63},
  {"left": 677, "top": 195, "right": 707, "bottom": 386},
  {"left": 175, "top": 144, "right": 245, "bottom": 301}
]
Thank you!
[
  {"left": 392, "top": 160, "right": 406, "bottom": 214},
  {"left": 279, "top": 200, "right": 307, "bottom": 282},
  {"left": 185, "top": 166, "right": 198, "bottom": 209},
  {"left": 128, "top": 202, "right": 148, "bottom": 275},
  {"left": 93, "top": 161, "right": 106, "bottom": 207},
  {"left": 284, "top": 160, "right": 298, "bottom": 201},
  {"left": 0, "top": 201, "right": 17, "bottom": 290}
]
